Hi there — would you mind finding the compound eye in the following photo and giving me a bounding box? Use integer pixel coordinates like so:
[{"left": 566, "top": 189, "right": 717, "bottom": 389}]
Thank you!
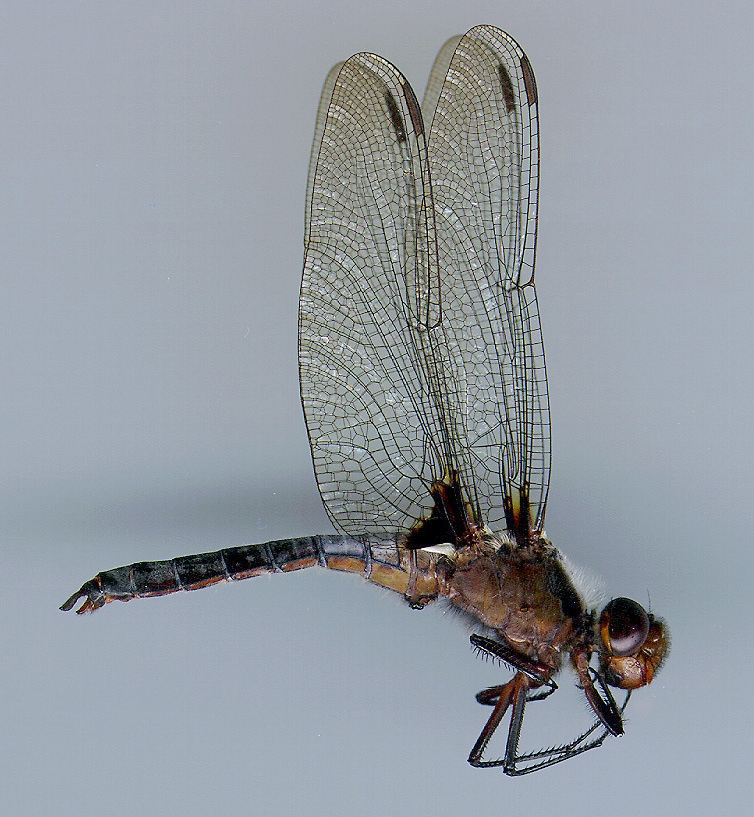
[{"left": 600, "top": 598, "right": 650, "bottom": 657}]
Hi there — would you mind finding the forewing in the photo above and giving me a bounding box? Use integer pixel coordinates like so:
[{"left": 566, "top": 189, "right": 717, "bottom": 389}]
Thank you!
[
  {"left": 422, "top": 26, "right": 550, "bottom": 537},
  {"left": 300, "top": 52, "right": 445, "bottom": 536}
]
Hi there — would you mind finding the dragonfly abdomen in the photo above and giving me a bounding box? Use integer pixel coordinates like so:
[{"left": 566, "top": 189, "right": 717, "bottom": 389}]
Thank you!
[{"left": 60, "top": 534, "right": 442, "bottom": 614}]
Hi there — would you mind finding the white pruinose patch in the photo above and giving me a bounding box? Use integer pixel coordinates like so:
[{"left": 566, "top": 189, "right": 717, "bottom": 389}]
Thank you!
[{"left": 419, "top": 543, "right": 456, "bottom": 557}]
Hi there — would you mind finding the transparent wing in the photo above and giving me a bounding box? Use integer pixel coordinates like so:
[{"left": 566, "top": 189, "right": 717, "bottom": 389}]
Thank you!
[
  {"left": 422, "top": 26, "right": 550, "bottom": 538},
  {"left": 300, "top": 26, "right": 550, "bottom": 541},
  {"left": 301, "top": 50, "right": 446, "bottom": 536}
]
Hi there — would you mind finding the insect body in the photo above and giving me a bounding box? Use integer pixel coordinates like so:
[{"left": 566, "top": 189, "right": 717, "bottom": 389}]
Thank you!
[{"left": 62, "top": 26, "right": 669, "bottom": 774}]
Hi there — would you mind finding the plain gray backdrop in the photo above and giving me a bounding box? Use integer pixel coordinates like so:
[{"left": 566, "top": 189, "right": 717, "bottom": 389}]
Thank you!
[{"left": 3, "top": 1, "right": 752, "bottom": 815}]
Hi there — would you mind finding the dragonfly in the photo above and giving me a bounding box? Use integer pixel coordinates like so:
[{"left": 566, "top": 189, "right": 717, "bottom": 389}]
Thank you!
[{"left": 61, "top": 25, "right": 669, "bottom": 774}]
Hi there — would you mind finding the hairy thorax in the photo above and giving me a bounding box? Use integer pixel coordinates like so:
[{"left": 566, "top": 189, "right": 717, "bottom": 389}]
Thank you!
[{"left": 439, "top": 539, "right": 580, "bottom": 670}]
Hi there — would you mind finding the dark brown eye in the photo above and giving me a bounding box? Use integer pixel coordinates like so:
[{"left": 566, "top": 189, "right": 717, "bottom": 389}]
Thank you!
[{"left": 600, "top": 597, "right": 650, "bottom": 657}]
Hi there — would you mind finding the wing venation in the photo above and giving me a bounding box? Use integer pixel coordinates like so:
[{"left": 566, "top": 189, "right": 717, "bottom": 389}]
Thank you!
[{"left": 300, "top": 27, "right": 551, "bottom": 541}]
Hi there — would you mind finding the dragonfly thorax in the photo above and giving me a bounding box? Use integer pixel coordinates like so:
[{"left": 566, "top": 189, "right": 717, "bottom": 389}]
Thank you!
[{"left": 440, "top": 537, "right": 586, "bottom": 672}]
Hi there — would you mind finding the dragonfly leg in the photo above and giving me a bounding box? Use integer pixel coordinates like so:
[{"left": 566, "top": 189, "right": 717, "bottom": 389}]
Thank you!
[
  {"left": 470, "top": 633, "right": 556, "bottom": 695},
  {"left": 468, "top": 671, "right": 618, "bottom": 775},
  {"left": 500, "top": 690, "right": 631, "bottom": 775},
  {"left": 469, "top": 674, "right": 632, "bottom": 774},
  {"left": 468, "top": 633, "right": 624, "bottom": 774},
  {"left": 476, "top": 681, "right": 554, "bottom": 706},
  {"left": 468, "top": 672, "right": 530, "bottom": 770}
]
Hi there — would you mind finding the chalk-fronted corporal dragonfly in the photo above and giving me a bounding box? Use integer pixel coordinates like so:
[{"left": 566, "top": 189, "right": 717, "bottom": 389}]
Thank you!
[{"left": 62, "top": 26, "right": 669, "bottom": 774}]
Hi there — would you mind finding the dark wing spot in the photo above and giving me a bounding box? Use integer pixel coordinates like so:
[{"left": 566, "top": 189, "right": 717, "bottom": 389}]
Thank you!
[
  {"left": 520, "top": 53, "right": 538, "bottom": 106},
  {"left": 401, "top": 80, "right": 424, "bottom": 136},
  {"left": 498, "top": 64, "right": 516, "bottom": 113},
  {"left": 384, "top": 90, "right": 407, "bottom": 142},
  {"left": 405, "top": 471, "right": 473, "bottom": 549},
  {"left": 503, "top": 482, "right": 534, "bottom": 546}
]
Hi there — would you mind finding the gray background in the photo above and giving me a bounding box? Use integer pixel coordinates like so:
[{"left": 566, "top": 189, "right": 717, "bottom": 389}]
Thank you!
[{"left": 3, "top": 1, "right": 751, "bottom": 815}]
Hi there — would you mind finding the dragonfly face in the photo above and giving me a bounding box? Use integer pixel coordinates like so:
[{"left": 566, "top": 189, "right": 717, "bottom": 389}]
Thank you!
[{"left": 61, "top": 25, "right": 670, "bottom": 775}]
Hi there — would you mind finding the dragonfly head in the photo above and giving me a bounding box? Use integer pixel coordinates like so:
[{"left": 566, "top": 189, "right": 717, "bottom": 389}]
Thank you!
[
  {"left": 569, "top": 597, "right": 669, "bottom": 736},
  {"left": 597, "top": 597, "right": 670, "bottom": 690}
]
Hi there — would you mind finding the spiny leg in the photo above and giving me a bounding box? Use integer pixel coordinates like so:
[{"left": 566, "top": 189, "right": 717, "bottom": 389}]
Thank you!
[
  {"left": 468, "top": 633, "right": 631, "bottom": 774},
  {"left": 504, "top": 690, "right": 631, "bottom": 775},
  {"left": 471, "top": 685, "right": 632, "bottom": 775},
  {"left": 468, "top": 673, "right": 525, "bottom": 768},
  {"left": 470, "top": 633, "right": 557, "bottom": 700},
  {"left": 469, "top": 672, "right": 536, "bottom": 771}
]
